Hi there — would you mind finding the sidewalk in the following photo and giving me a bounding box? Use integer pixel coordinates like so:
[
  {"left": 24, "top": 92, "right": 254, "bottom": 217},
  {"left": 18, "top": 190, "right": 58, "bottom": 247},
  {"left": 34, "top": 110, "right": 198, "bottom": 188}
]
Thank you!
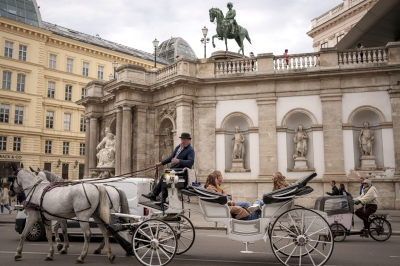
[{"left": 2, "top": 203, "right": 400, "bottom": 235}]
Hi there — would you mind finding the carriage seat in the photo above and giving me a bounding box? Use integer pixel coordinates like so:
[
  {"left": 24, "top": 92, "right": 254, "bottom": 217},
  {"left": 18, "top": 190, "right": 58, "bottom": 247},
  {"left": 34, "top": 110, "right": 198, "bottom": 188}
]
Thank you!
[
  {"left": 181, "top": 186, "right": 228, "bottom": 205},
  {"left": 262, "top": 172, "right": 316, "bottom": 204}
]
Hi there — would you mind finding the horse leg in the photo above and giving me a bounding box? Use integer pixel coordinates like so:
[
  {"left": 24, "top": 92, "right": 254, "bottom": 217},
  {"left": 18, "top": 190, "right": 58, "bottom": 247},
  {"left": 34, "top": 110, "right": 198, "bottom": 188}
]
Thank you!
[
  {"left": 212, "top": 34, "right": 219, "bottom": 48},
  {"left": 76, "top": 221, "right": 91, "bottom": 264},
  {"left": 94, "top": 238, "right": 105, "bottom": 254},
  {"left": 53, "top": 221, "right": 63, "bottom": 252},
  {"left": 59, "top": 220, "right": 69, "bottom": 254},
  {"left": 44, "top": 221, "right": 54, "bottom": 261},
  {"left": 225, "top": 37, "right": 228, "bottom": 51},
  {"left": 15, "top": 212, "right": 40, "bottom": 260},
  {"left": 93, "top": 215, "right": 115, "bottom": 263}
]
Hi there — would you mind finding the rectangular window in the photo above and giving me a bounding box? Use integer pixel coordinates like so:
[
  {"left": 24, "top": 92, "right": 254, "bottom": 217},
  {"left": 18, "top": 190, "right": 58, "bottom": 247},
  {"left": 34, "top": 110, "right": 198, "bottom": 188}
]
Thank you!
[
  {"left": 98, "top": 66, "right": 104, "bottom": 79},
  {"left": 18, "top": 45, "right": 27, "bottom": 61},
  {"left": 13, "top": 137, "right": 21, "bottom": 152},
  {"left": 47, "top": 82, "right": 55, "bottom": 98},
  {"left": 79, "top": 143, "right": 85, "bottom": 156},
  {"left": 82, "top": 62, "right": 89, "bottom": 76},
  {"left": 63, "top": 142, "right": 69, "bottom": 155},
  {"left": 337, "top": 34, "right": 344, "bottom": 43},
  {"left": 321, "top": 42, "right": 328, "bottom": 49},
  {"left": 17, "top": 74, "right": 26, "bottom": 92},
  {"left": 45, "top": 140, "right": 52, "bottom": 154},
  {"left": 2, "top": 71, "right": 12, "bottom": 90},
  {"left": 49, "top": 54, "right": 57, "bottom": 69},
  {"left": 64, "top": 113, "right": 71, "bottom": 131},
  {"left": 0, "top": 104, "right": 10, "bottom": 123},
  {"left": 14, "top": 106, "right": 24, "bottom": 125},
  {"left": 65, "top": 85, "right": 72, "bottom": 101},
  {"left": 4, "top": 41, "right": 13, "bottom": 58},
  {"left": 44, "top": 162, "right": 51, "bottom": 172},
  {"left": 80, "top": 116, "right": 86, "bottom": 132},
  {"left": 66, "top": 58, "right": 74, "bottom": 73},
  {"left": 81, "top": 88, "right": 86, "bottom": 99},
  {"left": 0, "top": 136, "right": 6, "bottom": 151},
  {"left": 46, "top": 111, "right": 54, "bottom": 129}
]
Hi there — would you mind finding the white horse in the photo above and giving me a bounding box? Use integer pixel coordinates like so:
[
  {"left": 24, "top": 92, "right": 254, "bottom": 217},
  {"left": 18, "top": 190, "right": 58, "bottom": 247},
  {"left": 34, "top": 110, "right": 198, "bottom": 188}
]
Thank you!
[
  {"left": 36, "top": 169, "right": 131, "bottom": 255},
  {"left": 9, "top": 167, "right": 114, "bottom": 263}
]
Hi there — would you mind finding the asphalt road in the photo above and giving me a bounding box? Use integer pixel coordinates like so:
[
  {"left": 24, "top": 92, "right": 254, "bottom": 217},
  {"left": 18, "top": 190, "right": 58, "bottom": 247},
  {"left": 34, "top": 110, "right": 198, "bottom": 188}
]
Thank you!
[{"left": 1, "top": 223, "right": 400, "bottom": 266}]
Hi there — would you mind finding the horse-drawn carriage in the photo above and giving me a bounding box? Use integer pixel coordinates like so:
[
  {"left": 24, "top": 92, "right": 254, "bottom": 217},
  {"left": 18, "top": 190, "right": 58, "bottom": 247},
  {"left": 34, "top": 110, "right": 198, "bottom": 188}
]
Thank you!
[{"left": 9, "top": 166, "right": 334, "bottom": 266}]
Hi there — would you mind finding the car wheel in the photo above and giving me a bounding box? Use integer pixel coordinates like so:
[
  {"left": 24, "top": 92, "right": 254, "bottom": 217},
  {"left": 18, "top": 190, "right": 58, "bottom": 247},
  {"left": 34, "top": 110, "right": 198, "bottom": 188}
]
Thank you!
[{"left": 26, "top": 221, "right": 46, "bottom": 241}]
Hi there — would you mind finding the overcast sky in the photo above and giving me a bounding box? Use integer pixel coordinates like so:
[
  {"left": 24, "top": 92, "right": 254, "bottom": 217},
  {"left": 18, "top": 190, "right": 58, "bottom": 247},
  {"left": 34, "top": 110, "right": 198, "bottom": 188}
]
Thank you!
[{"left": 36, "top": 0, "right": 343, "bottom": 58}]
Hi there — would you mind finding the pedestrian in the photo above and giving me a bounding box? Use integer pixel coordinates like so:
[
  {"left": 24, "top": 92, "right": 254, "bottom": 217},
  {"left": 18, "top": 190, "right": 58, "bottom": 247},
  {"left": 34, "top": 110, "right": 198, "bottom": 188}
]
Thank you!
[
  {"left": 338, "top": 183, "right": 352, "bottom": 198},
  {"left": 326, "top": 180, "right": 339, "bottom": 196},
  {"left": 249, "top": 52, "right": 255, "bottom": 70},
  {"left": 359, "top": 177, "right": 365, "bottom": 195},
  {"left": 356, "top": 42, "right": 364, "bottom": 63},
  {"left": 142, "top": 132, "right": 195, "bottom": 203},
  {"left": 1, "top": 183, "right": 12, "bottom": 214},
  {"left": 283, "top": 49, "right": 289, "bottom": 67}
]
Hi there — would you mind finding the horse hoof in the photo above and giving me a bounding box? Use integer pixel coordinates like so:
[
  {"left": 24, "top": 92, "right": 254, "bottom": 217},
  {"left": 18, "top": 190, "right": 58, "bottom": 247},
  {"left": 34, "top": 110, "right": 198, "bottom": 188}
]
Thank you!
[
  {"left": 57, "top": 244, "right": 63, "bottom": 251},
  {"left": 45, "top": 257, "right": 53, "bottom": 261},
  {"left": 60, "top": 250, "right": 68, "bottom": 255},
  {"left": 94, "top": 249, "right": 101, "bottom": 254},
  {"left": 15, "top": 255, "right": 22, "bottom": 261},
  {"left": 76, "top": 259, "right": 84, "bottom": 264},
  {"left": 109, "top": 254, "right": 116, "bottom": 263}
]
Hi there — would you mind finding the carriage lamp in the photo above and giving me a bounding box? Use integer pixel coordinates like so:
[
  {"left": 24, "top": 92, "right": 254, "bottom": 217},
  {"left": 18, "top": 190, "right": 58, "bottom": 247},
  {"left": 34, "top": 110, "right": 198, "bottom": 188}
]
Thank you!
[
  {"left": 56, "top": 159, "right": 61, "bottom": 168},
  {"left": 74, "top": 160, "right": 79, "bottom": 168},
  {"left": 152, "top": 38, "right": 159, "bottom": 69},
  {"left": 201, "top": 26, "right": 210, "bottom": 59},
  {"left": 112, "top": 61, "right": 118, "bottom": 79}
]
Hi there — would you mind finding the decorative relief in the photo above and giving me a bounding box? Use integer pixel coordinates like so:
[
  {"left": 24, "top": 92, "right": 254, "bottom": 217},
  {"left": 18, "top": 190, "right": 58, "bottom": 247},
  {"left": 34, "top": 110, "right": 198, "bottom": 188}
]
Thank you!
[
  {"left": 158, "top": 105, "right": 177, "bottom": 121},
  {"left": 312, "top": 41, "right": 320, "bottom": 48},
  {"left": 328, "top": 34, "right": 335, "bottom": 40}
]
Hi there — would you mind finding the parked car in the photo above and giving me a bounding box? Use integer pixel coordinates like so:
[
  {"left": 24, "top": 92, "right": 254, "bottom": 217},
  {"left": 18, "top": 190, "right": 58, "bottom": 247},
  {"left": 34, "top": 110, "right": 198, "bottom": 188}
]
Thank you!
[{"left": 15, "top": 177, "right": 153, "bottom": 241}]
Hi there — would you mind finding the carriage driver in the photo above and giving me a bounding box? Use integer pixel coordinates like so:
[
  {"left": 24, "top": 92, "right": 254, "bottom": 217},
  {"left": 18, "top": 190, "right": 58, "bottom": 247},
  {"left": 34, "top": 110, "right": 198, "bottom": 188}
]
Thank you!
[
  {"left": 142, "top": 133, "right": 195, "bottom": 202},
  {"left": 226, "top": 2, "right": 237, "bottom": 35},
  {"left": 353, "top": 179, "right": 378, "bottom": 238}
]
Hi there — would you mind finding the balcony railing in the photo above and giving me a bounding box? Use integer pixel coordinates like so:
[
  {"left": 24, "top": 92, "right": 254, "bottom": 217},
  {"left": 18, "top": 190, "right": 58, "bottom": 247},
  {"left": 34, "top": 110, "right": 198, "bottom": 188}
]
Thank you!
[
  {"left": 156, "top": 62, "right": 178, "bottom": 82},
  {"left": 215, "top": 58, "right": 258, "bottom": 75},
  {"left": 338, "top": 47, "right": 388, "bottom": 66},
  {"left": 274, "top": 53, "right": 320, "bottom": 71}
]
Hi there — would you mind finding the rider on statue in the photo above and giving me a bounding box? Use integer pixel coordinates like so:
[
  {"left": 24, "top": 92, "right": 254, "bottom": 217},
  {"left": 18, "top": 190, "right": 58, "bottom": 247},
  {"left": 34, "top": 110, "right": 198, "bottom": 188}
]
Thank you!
[{"left": 226, "top": 2, "right": 237, "bottom": 35}]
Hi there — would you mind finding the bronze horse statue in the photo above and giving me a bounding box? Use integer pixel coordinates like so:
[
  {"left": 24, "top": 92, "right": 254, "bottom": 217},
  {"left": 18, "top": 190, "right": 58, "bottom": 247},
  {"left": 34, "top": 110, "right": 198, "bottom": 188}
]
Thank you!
[{"left": 209, "top": 7, "right": 251, "bottom": 55}]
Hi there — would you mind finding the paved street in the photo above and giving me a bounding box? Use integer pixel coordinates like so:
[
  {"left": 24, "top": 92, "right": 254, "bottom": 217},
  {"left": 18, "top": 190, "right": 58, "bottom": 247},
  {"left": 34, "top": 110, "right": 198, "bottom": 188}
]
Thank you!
[{"left": 1, "top": 221, "right": 400, "bottom": 266}]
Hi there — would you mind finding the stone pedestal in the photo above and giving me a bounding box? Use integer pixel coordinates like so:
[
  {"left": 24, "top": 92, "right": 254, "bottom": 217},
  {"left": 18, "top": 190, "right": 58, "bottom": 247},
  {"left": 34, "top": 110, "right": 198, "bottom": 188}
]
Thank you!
[
  {"left": 228, "top": 159, "right": 250, "bottom": 172},
  {"left": 360, "top": 156, "right": 377, "bottom": 170},
  {"left": 89, "top": 167, "right": 115, "bottom": 179},
  {"left": 294, "top": 157, "right": 308, "bottom": 170}
]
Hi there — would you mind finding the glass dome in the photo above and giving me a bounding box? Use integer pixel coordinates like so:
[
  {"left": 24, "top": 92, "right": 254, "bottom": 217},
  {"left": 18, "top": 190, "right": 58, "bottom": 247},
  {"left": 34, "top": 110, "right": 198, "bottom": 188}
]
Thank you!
[
  {"left": 0, "top": 0, "right": 42, "bottom": 27},
  {"left": 157, "top": 37, "right": 197, "bottom": 63}
]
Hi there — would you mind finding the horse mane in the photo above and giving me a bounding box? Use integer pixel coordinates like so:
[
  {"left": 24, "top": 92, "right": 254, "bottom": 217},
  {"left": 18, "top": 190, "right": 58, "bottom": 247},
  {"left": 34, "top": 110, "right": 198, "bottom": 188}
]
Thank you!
[
  {"left": 21, "top": 169, "right": 41, "bottom": 182},
  {"left": 210, "top": 7, "right": 224, "bottom": 18},
  {"left": 43, "top": 170, "right": 64, "bottom": 182}
]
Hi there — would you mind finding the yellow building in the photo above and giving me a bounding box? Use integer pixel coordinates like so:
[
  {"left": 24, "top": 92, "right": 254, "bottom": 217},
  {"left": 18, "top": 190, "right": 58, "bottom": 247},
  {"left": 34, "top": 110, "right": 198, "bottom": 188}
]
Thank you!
[{"left": 0, "top": 0, "right": 167, "bottom": 180}]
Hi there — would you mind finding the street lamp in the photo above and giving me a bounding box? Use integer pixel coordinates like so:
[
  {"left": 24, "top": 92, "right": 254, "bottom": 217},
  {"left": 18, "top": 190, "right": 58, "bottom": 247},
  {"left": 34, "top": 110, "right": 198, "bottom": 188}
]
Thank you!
[
  {"left": 201, "top": 26, "right": 210, "bottom": 58},
  {"left": 152, "top": 38, "right": 159, "bottom": 69},
  {"left": 56, "top": 159, "right": 61, "bottom": 168},
  {"left": 112, "top": 60, "right": 118, "bottom": 79}
]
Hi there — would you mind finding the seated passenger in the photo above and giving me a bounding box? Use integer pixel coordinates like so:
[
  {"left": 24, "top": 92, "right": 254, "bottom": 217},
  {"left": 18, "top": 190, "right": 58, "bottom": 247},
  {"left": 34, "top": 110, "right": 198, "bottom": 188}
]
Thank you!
[
  {"left": 204, "top": 171, "right": 258, "bottom": 220},
  {"left": 252, "top": 172, "right": 290, "bottom": 217}
]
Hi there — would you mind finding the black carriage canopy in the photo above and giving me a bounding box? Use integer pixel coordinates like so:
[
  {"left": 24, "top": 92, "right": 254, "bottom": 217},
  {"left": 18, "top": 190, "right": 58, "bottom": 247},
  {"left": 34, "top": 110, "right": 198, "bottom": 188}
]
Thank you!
[
  {"left": 314, "top": 196, "right": 354, "bottom": 216},
  {"left": 182, "top": 172, "right": 316, "bottom": 205}
]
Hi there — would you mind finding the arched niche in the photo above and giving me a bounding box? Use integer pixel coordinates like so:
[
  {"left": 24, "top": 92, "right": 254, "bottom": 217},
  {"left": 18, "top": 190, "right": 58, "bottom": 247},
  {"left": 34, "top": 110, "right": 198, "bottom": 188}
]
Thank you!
[
  {"left": 285, "top": 112, "right": 314, "bottom": 170},
  {"left": 351, "top": 108, "right": 384, "bottom": 169},
  {"left": 223, "top": 115, "right": 251, "bottom": 171},
  {"left": 158, "top": 118, "right": 174, "bottom": 171},
  {"left": 281, "top": 108, "right": 318, "bottom": 127}
]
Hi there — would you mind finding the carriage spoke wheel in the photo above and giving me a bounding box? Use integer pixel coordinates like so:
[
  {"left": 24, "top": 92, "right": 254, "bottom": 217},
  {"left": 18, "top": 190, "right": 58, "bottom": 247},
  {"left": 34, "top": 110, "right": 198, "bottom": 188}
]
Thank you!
[
  {"left": 132, "top": 219, "right": 177, "bottom": 266},
  {"left": 330, "top": 223, "right": 347, "bottom": 242},
  {"left": 369, "top": 218, "right": 392, "bottom": 242},
  {"left": 270, "top": 208, "right": 334, "bottom": 266},
  {"left": 164, "top": 215, "right": 195, "bottom": 255}
]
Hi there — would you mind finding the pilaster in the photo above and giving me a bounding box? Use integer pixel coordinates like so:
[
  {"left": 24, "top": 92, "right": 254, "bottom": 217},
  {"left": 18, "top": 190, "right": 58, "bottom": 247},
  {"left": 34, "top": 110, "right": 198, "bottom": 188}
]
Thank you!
[
  {"left": 89, "top": 116, "right": 99, "bottom": 169},
  {"left": 84, "top": 117, "right": 90, "bottom": 177},
  {"left": 115, "top": 107, "right": 123, "bottom": 176},
  {"left": 133, "top": 106, "right": 148, "bottom": 175},
  {"left": 175, "top": 99, "right": 194, "bottom": 144},
  {"left": 121, "top": 105, "right": 133, "bottom": 175},
  {"left": 389, "top": 89, "right": 400, "bottom": 179}
]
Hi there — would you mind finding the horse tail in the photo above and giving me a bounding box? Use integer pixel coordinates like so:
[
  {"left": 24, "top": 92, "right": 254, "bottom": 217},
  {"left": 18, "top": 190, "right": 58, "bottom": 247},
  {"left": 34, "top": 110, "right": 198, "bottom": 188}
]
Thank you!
[
  {"left": 97, "top": 184, "right": 110, "bottom": 224},
  {"left": 117, "top": 188, "right": 130, "bottom": 222},
  {"left": 245, "top": 30, "right": 252, "bottom": 44}
]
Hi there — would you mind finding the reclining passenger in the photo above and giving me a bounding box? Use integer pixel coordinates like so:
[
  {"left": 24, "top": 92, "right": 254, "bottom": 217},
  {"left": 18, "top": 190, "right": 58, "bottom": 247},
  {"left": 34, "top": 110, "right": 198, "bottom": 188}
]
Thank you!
[{"left": 204, "top": 171, "right": 258, "bottom": 220}]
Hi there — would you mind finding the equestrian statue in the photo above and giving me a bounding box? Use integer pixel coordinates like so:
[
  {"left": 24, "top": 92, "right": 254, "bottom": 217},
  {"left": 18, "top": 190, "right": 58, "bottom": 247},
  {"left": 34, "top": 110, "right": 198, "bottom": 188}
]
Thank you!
[{"left": 209, "top": 2, "right": 251, "bottom": 55}]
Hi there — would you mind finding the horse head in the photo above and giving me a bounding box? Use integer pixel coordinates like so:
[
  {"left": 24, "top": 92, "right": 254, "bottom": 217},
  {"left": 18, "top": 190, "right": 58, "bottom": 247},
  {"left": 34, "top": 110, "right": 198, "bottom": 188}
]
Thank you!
[{"left": 209, "top": 8, "right": 223, "bottom": 23}]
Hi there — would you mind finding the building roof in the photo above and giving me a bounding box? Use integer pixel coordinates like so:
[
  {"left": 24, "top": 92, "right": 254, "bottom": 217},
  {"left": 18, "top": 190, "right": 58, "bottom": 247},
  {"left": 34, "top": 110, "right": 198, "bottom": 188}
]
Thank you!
[
  {"left": 42, "top": 21, "right": 170, "bottom": 65},
  {"left": 157, "top": 37, "right": 197, "bottom": 63},
  {"left": 0, "top": 0, "right": 43, "bottom": 27}
]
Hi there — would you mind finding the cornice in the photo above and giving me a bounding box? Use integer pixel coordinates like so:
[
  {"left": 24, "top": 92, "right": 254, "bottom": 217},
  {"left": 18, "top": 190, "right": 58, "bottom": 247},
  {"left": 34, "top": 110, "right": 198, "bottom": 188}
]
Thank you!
[
  {"left": 0, "top": 62, "right": 32, "bottom": 74},
  {"left": 0, "top": 94, "right": 31, "bottom": 104},
  {"left": 0, "top": 17, "right": 50, "bottom": 41}
]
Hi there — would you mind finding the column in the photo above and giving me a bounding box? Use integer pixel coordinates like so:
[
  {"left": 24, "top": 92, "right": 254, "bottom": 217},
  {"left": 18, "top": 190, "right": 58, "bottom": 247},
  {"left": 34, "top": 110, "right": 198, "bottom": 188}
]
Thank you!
[
  {"left": 320, "top": 94, "right": 346, "bottom": 179},
  {"left": 115, "top": 107, "right": 123, "bottom": 176},
  {"left": 89, "top": 116, "right": 98, "bottom": 170},
  {"left": 84, "top": 117, "right": 90, "bottom": 177},
  {"left": 133, "top": 106, "right": 148, "bottom": 175},
  {"left": 175, "top": 99, "right": 193, "bottom": 144},
  {"left": 257, "top": 98, "right": 278, "bottom": 177},
  {"left": 121, "top": 105, "right": 132, "bottom": 175},
  {"left": 389, "top": 89, "right": 400, "bottom": 209}
]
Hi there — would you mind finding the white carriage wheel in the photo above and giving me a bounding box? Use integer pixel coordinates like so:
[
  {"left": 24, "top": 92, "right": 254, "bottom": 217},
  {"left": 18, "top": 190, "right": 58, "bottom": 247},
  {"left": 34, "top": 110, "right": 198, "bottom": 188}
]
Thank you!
[
  {"left": 165, "top": 215, "right": 196, "bottom": 255},
  {"left": 330, "top": 223, "right": 347, "bottom": 242},
  {"left": 270, "top": 208, "right": 334, "bottom": 266},
  {"left": 132, "top": 219, "right": 178, "bottom": 266}
]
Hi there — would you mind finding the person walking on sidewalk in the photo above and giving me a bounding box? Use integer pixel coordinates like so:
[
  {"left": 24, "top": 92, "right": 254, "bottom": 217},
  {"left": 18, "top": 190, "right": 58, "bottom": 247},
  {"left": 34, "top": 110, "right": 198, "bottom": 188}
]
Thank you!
[{"left": 0, "top": 183, "right": 12, "bottom": 214}]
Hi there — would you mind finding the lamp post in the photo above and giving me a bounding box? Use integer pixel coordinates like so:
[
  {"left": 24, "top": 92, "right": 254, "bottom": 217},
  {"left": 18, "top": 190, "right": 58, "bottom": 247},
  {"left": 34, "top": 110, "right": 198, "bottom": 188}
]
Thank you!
[
  {"left": 152, "top": 38, "right": 159, "bottom": 69},
  {"left": 112, "top": 61, "right": 118, "bottom": 79},
  {"left": 201, "top": 26, "right": 210, "bottom": 58}
]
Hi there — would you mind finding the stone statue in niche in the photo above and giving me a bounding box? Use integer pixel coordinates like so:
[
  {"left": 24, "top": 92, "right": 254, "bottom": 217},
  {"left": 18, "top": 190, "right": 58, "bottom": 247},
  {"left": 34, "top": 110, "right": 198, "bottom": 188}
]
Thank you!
[
  {"left": 96, "top": 127, "right": 116, "bottom": 168},
  {"left": 293, "top": 124, "right": 308, "bottom": 158},
  {"left": 232, "top": 125, "right": 245, "bottom": 159},
  {"left": 359, "top": 122, "right": 374, "bottom": 156}
]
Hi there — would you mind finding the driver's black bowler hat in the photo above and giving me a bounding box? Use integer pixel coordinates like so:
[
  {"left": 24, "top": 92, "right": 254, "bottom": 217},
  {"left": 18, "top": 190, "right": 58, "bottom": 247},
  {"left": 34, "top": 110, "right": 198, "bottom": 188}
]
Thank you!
[{"left": 179, "top": 133, "right": 192, "bottom": 139}]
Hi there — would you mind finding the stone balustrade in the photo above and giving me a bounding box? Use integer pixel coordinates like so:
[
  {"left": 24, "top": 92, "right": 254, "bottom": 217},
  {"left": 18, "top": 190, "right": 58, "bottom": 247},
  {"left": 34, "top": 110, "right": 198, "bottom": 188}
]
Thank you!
[
  {"left": 274, "top": 53, "right": 320, "bottom": 71},
  {"left": 215, "top": 57, "right": 257, "bottom": 75},
  {"left": 156, "top": 62, "right": 178, "bottom": 82},
  {"left": 338, "top": 47, "right": 388, "bottom": 66}
]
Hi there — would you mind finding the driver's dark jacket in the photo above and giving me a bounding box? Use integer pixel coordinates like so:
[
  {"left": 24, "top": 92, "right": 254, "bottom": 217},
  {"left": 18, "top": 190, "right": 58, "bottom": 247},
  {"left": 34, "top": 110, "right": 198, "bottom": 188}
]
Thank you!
[{"left": 161, "top": 144, "right": 195, "bottom": 169}]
